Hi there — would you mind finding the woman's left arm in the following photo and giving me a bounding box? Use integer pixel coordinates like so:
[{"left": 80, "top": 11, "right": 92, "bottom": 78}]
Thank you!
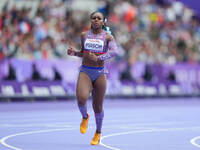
[{"left": 98, "top": 34, "right": 118, "bottom": 61}]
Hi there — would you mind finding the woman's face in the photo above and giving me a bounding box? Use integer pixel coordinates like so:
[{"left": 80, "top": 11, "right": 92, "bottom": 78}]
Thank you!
[{"left": 91, "top": 12, "right": 104, "bottom": 30}]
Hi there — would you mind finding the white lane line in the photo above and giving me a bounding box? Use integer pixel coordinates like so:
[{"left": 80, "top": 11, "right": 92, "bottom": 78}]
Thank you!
[
  {"left": 1, "top": 126, "right": 200, "bottom": 150},
  {"left": 0, "top": 127, "right": 77, "bottom": 150},
  {"left": 0, "top": 123, "right": 73, "bottom": 128},
  {"left": 0, "top": 121, "right": 197, "bottom": 129},
  {"left": 100, "top": 126, "right": 200, "bottom": 150},
  {"left": 190, "top": 136, "right": 200, "bottom": 148},
  {"left": 0, "top": 118, "right": 78, "bottom": 123}
]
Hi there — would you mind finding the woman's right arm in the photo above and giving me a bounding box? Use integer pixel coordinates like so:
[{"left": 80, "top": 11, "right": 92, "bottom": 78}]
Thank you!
[{"left": 67, "top": 32, "right": 86, "bottom": 57}]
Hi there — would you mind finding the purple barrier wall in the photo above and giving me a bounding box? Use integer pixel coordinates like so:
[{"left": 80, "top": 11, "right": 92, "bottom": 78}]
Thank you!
[
  {"left": 10, "top": 59, "right": 33, "bottom": 82},
  {"left": 1, "top": 59, "right": 200, "bottom": 86},
  {"left": 0, "top": 59, "right": 9, "bottom": 80},
  {"left": 0, "top": 81, "right": 67, "bottom": 97},
  {"left": 163, "top": 63, "right": 200, "bottom": 84},
  {"left": 35, "top": 59, "right": 55, "bottom": 81},
  {"left": 0, "top": 80, "right": 197, "bottom": 97},
  {"left": 1, "top": 59, "right": 200, "bottom": 97},
  {"left": 52, "top": 59, "right": 81, "bottom": 82}
]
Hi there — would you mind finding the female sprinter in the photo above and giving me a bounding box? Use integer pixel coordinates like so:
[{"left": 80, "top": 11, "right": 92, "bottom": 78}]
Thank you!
[{"left": 67, "top": 11, "right": 118, "bottom": 145}]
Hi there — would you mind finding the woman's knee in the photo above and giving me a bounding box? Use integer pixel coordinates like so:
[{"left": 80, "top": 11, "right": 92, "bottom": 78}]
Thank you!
[{"left": 77, "top": 94, "right": 88, "bottom": 105}]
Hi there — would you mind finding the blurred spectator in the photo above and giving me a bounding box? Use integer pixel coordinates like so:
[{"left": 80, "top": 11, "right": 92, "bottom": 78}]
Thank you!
[
  {"left": 4, "top": 64, "right": 16, "bottom": 80},
  {"left": 53, "top": 67, "right": 62, "bottom": 81},
  {"left": 142, "top": 64, "right": 153, "bottom": 82},
  {"left": 167, "top": 70, "right": 176, "bottom": 82},
  {"left": 0, "top": 0, "right": 199, "bottom": 64},
  {"left": 31, "top": 64, "right": 43, "bottom": 80}
]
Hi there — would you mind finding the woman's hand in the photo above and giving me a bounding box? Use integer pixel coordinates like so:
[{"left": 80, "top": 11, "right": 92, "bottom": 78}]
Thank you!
[
  {"left": 88, "top": 52, "right": 99, "bottom": 62},
  {"left": 67, "top": 46, "right": 76, "bottom": 56}
]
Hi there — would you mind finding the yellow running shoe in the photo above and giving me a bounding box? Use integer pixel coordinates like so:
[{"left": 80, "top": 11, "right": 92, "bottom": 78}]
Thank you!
[
  {"left": 91, "top": 132, "right": 101, "bottom": 145},
  {"left": 80, "top": 115, "right": 89, "bottom": 134}
]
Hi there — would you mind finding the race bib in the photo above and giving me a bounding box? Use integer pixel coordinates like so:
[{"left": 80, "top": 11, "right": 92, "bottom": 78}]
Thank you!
[{"left": 84, "top": 38, "right": 104, "bottom": 52}]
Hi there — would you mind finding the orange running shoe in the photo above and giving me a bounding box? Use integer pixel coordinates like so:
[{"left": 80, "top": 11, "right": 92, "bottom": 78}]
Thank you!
[
  {"left": 91, "top": 132, "right": 101, "bottom": 145},
  {"left": 80, "top": 114, "right": 89, "bottom": 134}
]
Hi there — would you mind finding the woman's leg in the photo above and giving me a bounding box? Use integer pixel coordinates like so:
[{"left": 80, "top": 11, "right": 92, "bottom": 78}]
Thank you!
[
  {"left": 76, "top": 72, "right": 92, "bottom": 133},
  {"left": 76, "top": 72, "right": 92, "bottom": 118},
  {"left": 92, "top": 74, "right": 107, "bottom": 133}
]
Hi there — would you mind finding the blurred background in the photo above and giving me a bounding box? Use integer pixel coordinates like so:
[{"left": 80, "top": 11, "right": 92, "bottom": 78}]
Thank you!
[{"left": 0, "top": 0, "right": 200, "bottom": 101}]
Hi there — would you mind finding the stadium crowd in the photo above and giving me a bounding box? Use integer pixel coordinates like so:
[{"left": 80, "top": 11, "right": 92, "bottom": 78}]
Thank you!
[{"left": 0, "top": 0, "right": 200, "bottom": 66}]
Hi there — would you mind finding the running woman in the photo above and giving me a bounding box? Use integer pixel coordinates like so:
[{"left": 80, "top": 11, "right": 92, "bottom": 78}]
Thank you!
[{"left": 67, "top": 11, "right": 118, "bottom": 145}]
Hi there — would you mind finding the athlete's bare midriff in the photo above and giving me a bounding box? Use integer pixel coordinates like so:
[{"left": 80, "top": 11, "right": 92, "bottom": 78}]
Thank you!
[{"left": 82, "top": 53, "right": 104, "bottom": 67}]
